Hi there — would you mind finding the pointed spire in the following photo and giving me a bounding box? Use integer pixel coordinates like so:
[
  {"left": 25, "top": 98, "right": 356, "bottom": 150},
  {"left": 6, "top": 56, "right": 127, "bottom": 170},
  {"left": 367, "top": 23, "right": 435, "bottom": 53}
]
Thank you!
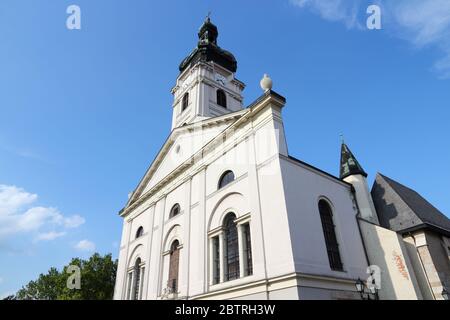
[{"left": 340, "top": 142, "right": 367, "bottom": 179}]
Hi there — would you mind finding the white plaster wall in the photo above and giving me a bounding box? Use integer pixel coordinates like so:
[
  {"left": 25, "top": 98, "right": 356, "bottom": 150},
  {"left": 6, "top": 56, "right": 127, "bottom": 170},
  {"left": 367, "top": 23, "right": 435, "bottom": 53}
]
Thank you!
[
  {"left": 172, "top": 63, "right": 244, "bottom": 129},
  {"left": 253, "top": 107, "right": 288, "bottom": 165},
  {"left": 257, "top": 158, "right": 295, "bottom": 278},
  {"left": 205, "top": 140, "right": 249, "bottom": 197},
  {"left": 231, "top": 292, "right": 269, "bottom": 300},
  {"left": 359, "top": 220, "right": 422, "bottom": 300},
  {"left": 280, "top": 158, "right": 368, "bottom": 280},
  {"left": 147, "top": 198, "right": 165, "bottom": 299},
  {"left": 297, "top": 286, "right": 359, "bottom": 300},
  {"left": 344, "top": 174, "right": 379, "bottom": 224},
  {"left": 190, "top": 172, "right": 200, "bottom": 206},
  {"left": 113, "top": 222, "right": 129, "bottom": 299},
  {"left": 115, "top": 89, "right": 374, "bottom": 301},
  {"left": 403, "top": 235, "right": 434, "bottom": 300},
  {"left": 142, "top": 123, "right": 229, "bottom": 195},
  {"left": 187, "top": 204, "right": 204, "bottom": 296},
  {"left": 114, "top": 205, "right": 153, "bottom": 300}
]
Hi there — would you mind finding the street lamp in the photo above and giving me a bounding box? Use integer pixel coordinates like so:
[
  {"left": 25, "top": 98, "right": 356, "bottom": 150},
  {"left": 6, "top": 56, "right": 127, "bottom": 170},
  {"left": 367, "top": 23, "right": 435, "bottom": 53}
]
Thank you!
[
  {"left": 355, "top": 277, "right": 379, "bottom": 300},
  {"left": 355, "top": 278, "right": 365, "bottom": 297},
  {"left": 442, "top": 287, "right": 449, "bottom": 301}
]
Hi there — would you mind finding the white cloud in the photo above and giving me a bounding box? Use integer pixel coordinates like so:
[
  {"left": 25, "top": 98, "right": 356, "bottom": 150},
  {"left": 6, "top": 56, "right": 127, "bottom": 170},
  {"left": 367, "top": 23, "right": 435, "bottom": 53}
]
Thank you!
[
  {"left": 290, "top": 0, "right": 450, "bottom": 78},
  {"left": 0, "top": 185, "right": 37, "bottom": 216},
  {"left": 35, "top": 231, "right": 66, "bottom": 242},
  {"left": 74, "top": 239, "right": 95, "bottom": 252},
  {"left": 290, "top": 0, "right": 364, "bottom": 29},
  {"left": 0, "top": 184, "right": 85, "bottom": 241},
  {"left": 389, "top": 0, "right": 450, "bottom": 47},
  {"left": 61, "top": 215, "right": 85, "bottom": 228}
]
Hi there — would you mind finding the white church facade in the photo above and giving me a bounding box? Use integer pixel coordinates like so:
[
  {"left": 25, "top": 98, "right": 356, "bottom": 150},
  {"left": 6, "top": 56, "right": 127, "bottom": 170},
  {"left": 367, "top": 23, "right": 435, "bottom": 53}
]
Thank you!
[{"left": 113, "top": 18, "right": 450, "bottom": 300}]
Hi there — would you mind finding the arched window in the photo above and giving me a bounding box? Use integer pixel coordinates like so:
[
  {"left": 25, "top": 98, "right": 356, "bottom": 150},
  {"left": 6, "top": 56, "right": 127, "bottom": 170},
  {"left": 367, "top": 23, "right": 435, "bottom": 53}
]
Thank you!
[
  {"left": 217, "top": 89, "right": 227, "bottom": 108},
  {"left": 132, "top": 258, "right": 142, "bottom": 300},
  {"left": 223, "top": 213, "right": 239, "bottom": 281},
  {"left": 218, "top": 170, "right": 235, "bottom": 190},
  {"left": 168, "top": 240, "right": 180, "bottom": 293},
  {"left": 169, "top": 204, "right": 181, "bottom": 218},
  {"left": 182, "top": 93, "right": 189, "bottom": 111},
  {"left": 318, "top": 200, "right": 343, "bottom": 271},
  {"left": 136, "top": 226, "right": 144, "bottom": 239}
]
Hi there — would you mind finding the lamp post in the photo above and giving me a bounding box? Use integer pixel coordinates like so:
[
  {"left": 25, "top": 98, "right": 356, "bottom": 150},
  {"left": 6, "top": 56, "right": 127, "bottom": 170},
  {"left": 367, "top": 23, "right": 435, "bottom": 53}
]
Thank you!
[
  {"left": 442, "top": 287, "right": 449, "bottom": 301},
  {"left": 355, "top": 277, "right": 379, "bottom": 300},
  {"left": 355, "top": 278, "right": 365, "bottom": 299}
]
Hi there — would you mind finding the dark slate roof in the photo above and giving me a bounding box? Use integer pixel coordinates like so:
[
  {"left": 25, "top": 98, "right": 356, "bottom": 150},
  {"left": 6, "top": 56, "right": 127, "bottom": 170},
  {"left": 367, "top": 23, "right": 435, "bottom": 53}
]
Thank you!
[
  {"left": 371, "top": 173, "right": 450, "bottom": 235},
  {"left": 179, "top": 17, "right": 237, "bottom": 73},
  {"left": 340, "top": 143, "right": 368, "bottom": 179}
]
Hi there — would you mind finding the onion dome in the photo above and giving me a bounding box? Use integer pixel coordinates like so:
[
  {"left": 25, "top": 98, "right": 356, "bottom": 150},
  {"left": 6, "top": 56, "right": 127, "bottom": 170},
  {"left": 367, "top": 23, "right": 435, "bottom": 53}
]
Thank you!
[{"left": 179, "top": 17, "right": 237, "bottom": 73}]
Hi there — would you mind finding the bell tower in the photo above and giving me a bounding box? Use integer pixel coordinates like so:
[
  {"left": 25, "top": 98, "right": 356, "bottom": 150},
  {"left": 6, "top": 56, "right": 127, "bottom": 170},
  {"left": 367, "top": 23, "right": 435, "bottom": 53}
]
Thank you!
[
  {"left": 340, "top": 142, "right": 379, "bottom": 224},
  {"left": 171, "top": 17, "right": 245, "bottom": 130}
]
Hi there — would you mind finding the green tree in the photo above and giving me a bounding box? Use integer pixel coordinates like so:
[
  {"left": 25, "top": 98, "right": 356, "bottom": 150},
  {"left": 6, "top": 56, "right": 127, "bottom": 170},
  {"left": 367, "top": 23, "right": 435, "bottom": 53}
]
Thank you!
[{"left": 16, "top": 253, "right": 117, "bottom": 300}]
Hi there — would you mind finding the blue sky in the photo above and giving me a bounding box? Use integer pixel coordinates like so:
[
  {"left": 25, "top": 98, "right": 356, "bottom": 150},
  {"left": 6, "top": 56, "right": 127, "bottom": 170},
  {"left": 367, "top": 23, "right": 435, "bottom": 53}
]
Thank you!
[{"left": 1, "top": 0, "right": 449, "bottom": 297}]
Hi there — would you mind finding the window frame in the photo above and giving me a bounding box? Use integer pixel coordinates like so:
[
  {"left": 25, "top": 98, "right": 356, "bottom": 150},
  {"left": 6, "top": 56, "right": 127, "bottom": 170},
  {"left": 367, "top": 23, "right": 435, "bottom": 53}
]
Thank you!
[
  {"left": 168, "top": 240, "right": 180, "bottom": 293},
  {"left": 216, "top": 89, "right": 227, "bottom": 108},
  {"left": 223, "top": 213, "right": 240, "bottom": 281},
  {"left": 318, "top": 199, "right": 344, "bottom": 272},
  {"left": 135, "top": 226, "right": 144, "bottom": 239},
  {"left": 132, "top": 258, "right": 142, "bottom": 300},
  {"left": 126, "top": 272, "right": 133, "bottom": 300},
  {"left": 212, "top": 236, "right": 220, "bottom": 285},
  {"left": 243, "top": 223, "right": 253, "bottom": 276},
  {"left": 218, "top": 170, "right": 235, "bottom": 190},
  {"left": 181, "top": 92, "right": 189, "bottom": 111},
  {"left": 169, "top": 203, "right": 181, "bottom": 219}
]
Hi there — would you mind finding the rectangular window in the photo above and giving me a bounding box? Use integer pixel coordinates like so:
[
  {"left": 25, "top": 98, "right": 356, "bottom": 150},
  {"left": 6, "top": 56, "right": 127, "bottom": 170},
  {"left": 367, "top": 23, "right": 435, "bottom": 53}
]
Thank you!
[
  {"left": 243, "top": 223, "right": 253, "bottom": 276},
  {"left": 139, "top": 267, "right": 145, "bottom": 300},
  {"left": 323, "top": 219, "right": 343, "bottom": 271},
  {"left": 168, "top": 244, "right": 180, "bottom": 293},
  {"left": 226, "top": 233, "right": 240, "bottom": 281},
  {"left": 126, "top": 272, "right": 133, "bottom": 300},
  {"left": 133, "top": 267, "right": 141, "bottom": 300},
  {"left": 224, "top": 213, "right": 240, "bottom": 281},
  {"left": 213, "top": 236, "right": 220, "bottom": 284}
]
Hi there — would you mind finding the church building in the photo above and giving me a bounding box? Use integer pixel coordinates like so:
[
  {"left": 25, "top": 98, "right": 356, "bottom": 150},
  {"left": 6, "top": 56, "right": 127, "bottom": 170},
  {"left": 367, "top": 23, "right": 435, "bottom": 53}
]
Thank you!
[{"left": 113, "top": 18, "right": 450, "bottom": 300}]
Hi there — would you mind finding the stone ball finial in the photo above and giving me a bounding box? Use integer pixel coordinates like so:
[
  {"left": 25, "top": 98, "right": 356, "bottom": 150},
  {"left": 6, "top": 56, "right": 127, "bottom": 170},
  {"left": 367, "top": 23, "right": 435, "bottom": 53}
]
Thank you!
[{"left": 260, "top": 74, "right": 273, "bottom": 92}]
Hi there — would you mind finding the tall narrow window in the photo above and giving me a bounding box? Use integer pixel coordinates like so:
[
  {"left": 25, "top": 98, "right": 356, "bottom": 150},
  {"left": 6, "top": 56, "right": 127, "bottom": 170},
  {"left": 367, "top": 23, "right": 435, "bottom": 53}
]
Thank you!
[
  {"left": 169, "top": 204, "right": 180, "bottom": 218},
  {"left": 218, "top": 170, "right": 235, "bottom": 190},
  {"left": 212, "top": 236, "right": 220, "bottom": 285},
  {"left": 224, "top": 213, "right": 239, "bottom": 281},
  {"left": 217, "top": 89, "right": 227, "bottom": 108},
  {"left": 139, "top": 267, "right": 145, "bottom": 300},
  {"left": 132, "top": 258, "right": 142, "bottom": 300},
  {"left": 243, "top": 223, "right": 253, "bottom": 276},
  {"left": 182, "top": 93, "right": 189, "bottom": 111},
  {"left": 168, "top": 240, "right": 180, "bottom": 293},
  {"left": 136, "top": 226, "right": 144, "bottom": 239},
  {"left": 318, "top": 200, "right": 343, "bottom": 271}
]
